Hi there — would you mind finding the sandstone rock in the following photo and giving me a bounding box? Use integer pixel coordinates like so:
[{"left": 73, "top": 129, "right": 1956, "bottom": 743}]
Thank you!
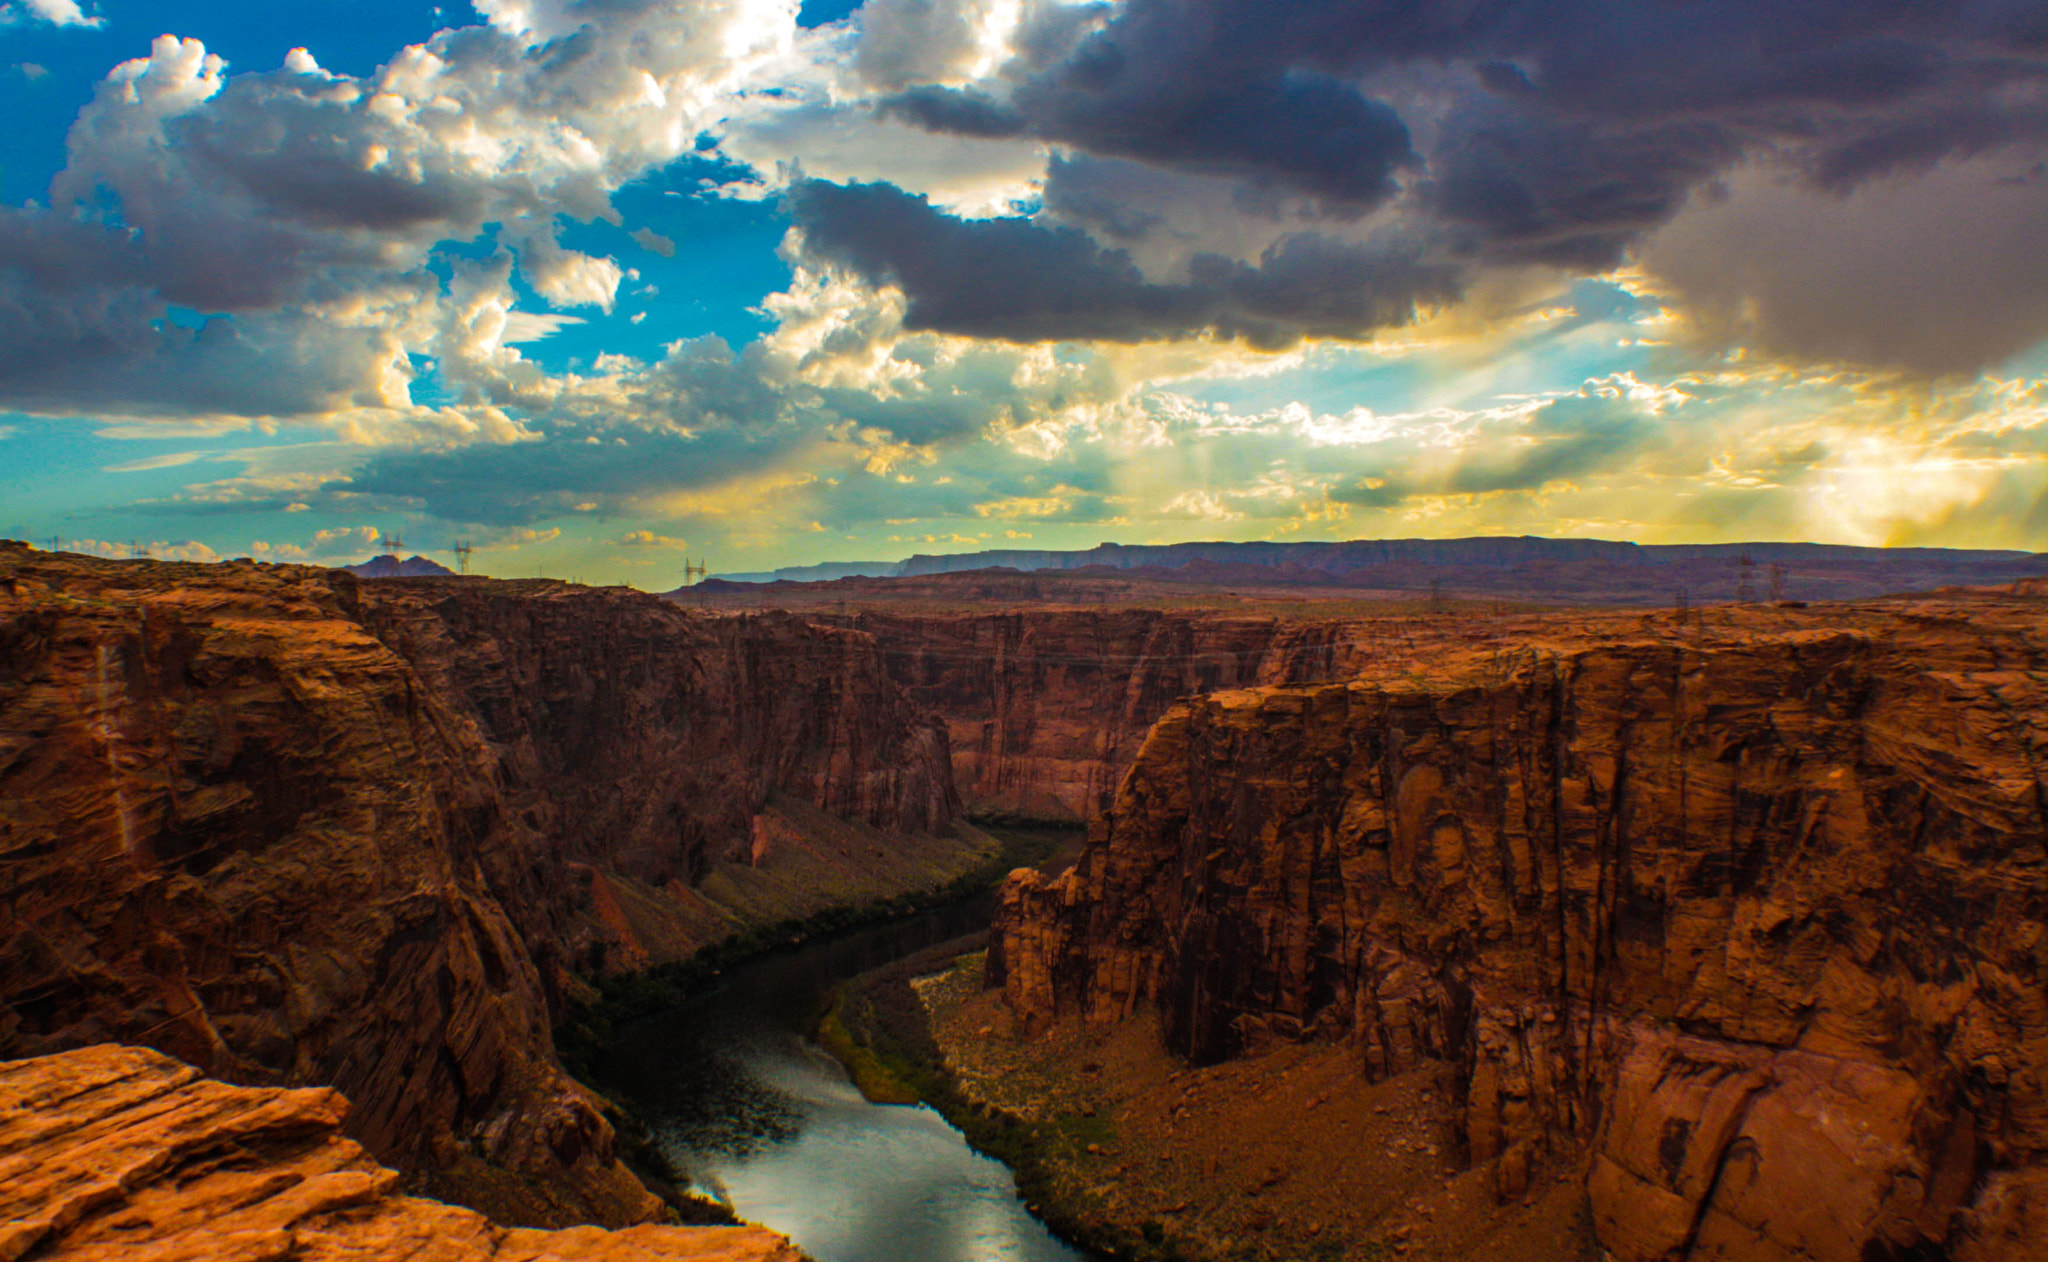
[
  {"left": 0, "top": 545, "right": 956, "bottom": 1224},
  {"left": 990, "top": 594, "right": 2048, "bottom": 1262},
  {"left": 0, "top": 1043, "right": 801, "bottom": 1262},
  {"left": 850, "top": 609, "right": 1388, "bottom": 820}
]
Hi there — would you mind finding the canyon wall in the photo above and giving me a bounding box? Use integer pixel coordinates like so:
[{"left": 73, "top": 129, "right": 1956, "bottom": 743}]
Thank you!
[
  {"left": 0, "top": 544, "right": 958, "bottom": 1228},
  {"left": 991, "top": 593, "right": 2048, "bottom": 1262},
  {"left": 850, "top": 609, "right": 1393, "bottom": 820}
]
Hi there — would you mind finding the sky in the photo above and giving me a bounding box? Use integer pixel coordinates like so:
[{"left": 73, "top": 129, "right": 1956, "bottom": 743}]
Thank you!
[{"left": 2, "top": 0, "right": 2047, "bottom": 584}]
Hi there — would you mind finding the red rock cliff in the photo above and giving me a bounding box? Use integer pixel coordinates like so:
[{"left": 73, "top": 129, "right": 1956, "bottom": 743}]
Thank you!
[
  {"left": 0, "top": 545, "right": 955, "bottom": 1227},
  {"left": 991, "top": 593, "right": 2048, "bottom": 1262},
  {"left": 851, "top": 609, "right": 1388, "bottom": 820}
]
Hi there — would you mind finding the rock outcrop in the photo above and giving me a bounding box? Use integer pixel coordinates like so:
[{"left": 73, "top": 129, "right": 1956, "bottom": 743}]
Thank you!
[
  {"left": 991, "top": 592, "right": 2048, "bottom": 1262},
  {"left": 0, "top": 544, "right": 959, "bottom": 1226},
  {"left": 0, "top": 1043, "right": 802, "bottom": 1262}
]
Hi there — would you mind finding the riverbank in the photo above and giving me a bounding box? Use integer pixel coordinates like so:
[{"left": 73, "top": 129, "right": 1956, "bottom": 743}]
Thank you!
[
  {"left": 553, "top": 823, "right": 1083, "bottom": 1224},
  {"left": 830, "top": 950, "right": 1602, "bottom": 1262}
]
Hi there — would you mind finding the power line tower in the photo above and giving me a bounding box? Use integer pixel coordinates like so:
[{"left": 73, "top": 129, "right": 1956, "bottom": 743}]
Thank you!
[
  {"left": 45, "top": 536, "right": 60, "bottom": 553},
  {"left": 1768, "top": 562, "right": 1787, "bottom": 604},
  {"left": 383, "top": 530, "right": 405, "bottom": 558},
  {"left": 451, "top": 540, "right": 474, "bottom": 575},
  {"left": 682, "top": 556, "right": 707, "bottom": 585},
  {"left": 1734, "top": 552, "right": 1756, "bottom": 604},
  {"left": 129, "top": 540, "right": 148, "bottom": 560}
]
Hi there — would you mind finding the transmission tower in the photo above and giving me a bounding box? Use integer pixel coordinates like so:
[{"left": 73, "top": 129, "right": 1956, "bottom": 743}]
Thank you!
[
  {"left": 451, "top": 540, "right": 475, "bottom": 574},
  {"left": 682, "top": 556, "right": 707, "bottom": 585},
  {"left": 1734, "top": 552, "right": 1756, "bottom": 603},
  {"left": 1768, "top": 562, "right": 1787, "bottom": 604},
  {"left": 383, "top": 530, "right": 404, "bottom": 558}
]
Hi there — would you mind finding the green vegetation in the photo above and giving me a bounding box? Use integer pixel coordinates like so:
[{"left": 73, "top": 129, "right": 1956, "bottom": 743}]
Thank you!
[
  {"left": 550, "top": 823, "right": 1090, "bottom": 1242},
  {"left": 553, "top": 824, "right": 1070, "bottom": 1083},
  {"left": 818, "top": 949, "right": 1211, "bottom": 1262}
]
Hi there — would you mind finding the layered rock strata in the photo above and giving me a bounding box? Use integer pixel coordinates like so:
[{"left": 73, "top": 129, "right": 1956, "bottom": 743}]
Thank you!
[
  {"left": 991, "top": 592, "right": 2048, "bottom": 1262},
  {"left": 0, "top": 1043, "right": 801, "bottom": 1262},
  {"left": 0, "top": 545, "right": 958, "bottom": 1226},
  {"left": 849, "top": 609, "right": 1387, "bottom": 820}
]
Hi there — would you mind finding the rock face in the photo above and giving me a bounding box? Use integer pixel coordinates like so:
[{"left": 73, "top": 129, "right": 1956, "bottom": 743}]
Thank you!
[
  {"left": 850, "top": 609, "right": 1382, "bottom": 820},
  {"left": 0, "top": 1043, "right": 802, "bottom": 1262},
  {"left": 991, "top": 593, "right": 2048, "bottom": 1262},
  {"left": 0, "top": 545, "right": 956, "bottom": 1225}
]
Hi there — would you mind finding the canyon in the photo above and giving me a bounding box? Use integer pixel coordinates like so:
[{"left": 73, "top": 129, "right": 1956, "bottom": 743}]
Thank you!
[
  {"left": 8, "top": 537, "right": 2048, "bottom": 1262},
  {"left": 0, "top": 543, "right": 969, "bottom": 1237},
  {"left": 990, "top": 589, "right": 2048, "bottom": 1261}
]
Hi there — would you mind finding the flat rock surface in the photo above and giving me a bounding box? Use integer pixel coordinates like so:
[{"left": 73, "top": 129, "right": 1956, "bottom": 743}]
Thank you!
[{"left": 0, "top": 1044, "right": 803, "bottom": 1262}]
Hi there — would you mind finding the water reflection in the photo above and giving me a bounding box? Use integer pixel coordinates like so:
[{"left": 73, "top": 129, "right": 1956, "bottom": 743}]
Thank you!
[{"left": 600, "top": 899, "right": 1088, "bottom": 1262}]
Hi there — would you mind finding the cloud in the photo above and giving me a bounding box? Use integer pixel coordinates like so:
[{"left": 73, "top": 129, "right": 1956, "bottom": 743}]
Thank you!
[
  {"left": 1158, "top": 488, "right": 1245, "bottom": 521},
  {"left": 1, "top": 0, "right": 100, "bottom": 28},
  {"left": 104, "top": 451, "right": 210, "bottom": 472},
  {"left": 65, "top": 538, "right": 219, "bottom": 561},
  {"left": 0, "top": 0, "right": 799, "bottom": 421},
  {"left": 618, "top": 529, "right": 689, "bottom": 547},
  {"left": 630, "top": 227, "right": 678, "bottom": 257},
  {"left": 787, "top": 179, "right": 1460, "bottom": 349},
  {"left": 1644, "top": 156, "right": 2048, "bottom": 375},
  {"left": 852, "top": 0, "right": 2048, "bottom": 371},
  {"left": 501, "top": 312, "right": 586, "bottom": 344}
]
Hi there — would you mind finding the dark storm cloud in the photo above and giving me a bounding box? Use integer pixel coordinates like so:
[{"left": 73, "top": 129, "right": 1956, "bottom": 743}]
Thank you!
[
  {"left": 0, "top": 207, "right": 406, "bottom": 416},
  {"left": 338, "top": 426, "right": 801, "bottom": 526},
  {"left": 867, "top": 0, "right": 2048, "bottom": 357},
  {"left": 787, "top": 179, "right": 1460, "bottom": 348},
  {"left": 876, "top": 86, "right": 1028, "bottom": 138}
]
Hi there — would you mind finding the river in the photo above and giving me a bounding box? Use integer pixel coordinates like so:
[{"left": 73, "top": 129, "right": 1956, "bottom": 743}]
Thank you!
[{"left": 597, "top": 871, "right": 1091, "bottom": 1262}]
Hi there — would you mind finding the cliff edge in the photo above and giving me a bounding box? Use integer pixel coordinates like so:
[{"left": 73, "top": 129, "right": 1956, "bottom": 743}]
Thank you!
[
  {"left": 0, "top": 1043, "right": 801, "bottom": 1262},
  {"left": 0, "top": 544, "right": 958, "bottom": 1226},
  {"left": 991, "top": 592, "right": 2048, "bottom": 1261}
]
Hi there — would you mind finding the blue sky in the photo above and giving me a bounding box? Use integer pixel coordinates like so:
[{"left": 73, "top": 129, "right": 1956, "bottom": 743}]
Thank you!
[{"left": 3, "top": 0, "right": 2047, "bottom": 583}]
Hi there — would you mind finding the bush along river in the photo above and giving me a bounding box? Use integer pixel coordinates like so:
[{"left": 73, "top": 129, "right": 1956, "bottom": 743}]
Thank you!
[{"left": 587, "top": 827, "right": 1094, "bottom": 1262}]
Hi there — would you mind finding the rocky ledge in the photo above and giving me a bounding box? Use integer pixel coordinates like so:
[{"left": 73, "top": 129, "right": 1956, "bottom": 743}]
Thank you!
[
  {"left": 0, "top": 1043, "right": 802, "bottom": 1262},
  {"left": 991, "top": 591, "right": 2048, "bottom": 1262}
]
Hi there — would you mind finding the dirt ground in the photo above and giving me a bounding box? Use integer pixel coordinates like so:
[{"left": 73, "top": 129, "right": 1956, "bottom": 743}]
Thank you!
[{"left": 919, "top": 955, "right": 1600, "bottom": 1262}]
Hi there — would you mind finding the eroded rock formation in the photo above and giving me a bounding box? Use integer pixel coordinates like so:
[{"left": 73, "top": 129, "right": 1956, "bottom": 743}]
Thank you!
[
  {"left": 0, "top": 1043, "right": 801, "bottom": 1262},
  {"left": 849, "top": 609, "right": 1387, "bottom": 820},
  {"left": 0, "top": 544, "right": 958, "bottom": 1226},
  {"left": 991, "top": 593, "right": 2048, "bottom": 1261}
]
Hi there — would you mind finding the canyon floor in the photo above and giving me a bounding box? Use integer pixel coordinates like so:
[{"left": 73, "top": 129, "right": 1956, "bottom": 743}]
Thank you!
[{"left": 905, "top": 952, "right": 1594, "bottom": 1262}]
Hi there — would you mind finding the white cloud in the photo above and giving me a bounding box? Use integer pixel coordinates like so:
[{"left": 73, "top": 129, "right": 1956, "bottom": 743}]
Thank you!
[
  {"left": 500, "top": 312, "right": 586, "bottom": 344},
  {"left": 104, "top": 451, "right": 211, "bottom": 472},
  {"left": 0, "top": 0, "right": 807, "bottom": 426},
  {"left": 1, "top": 0, "right": 102, "bottom": 29}
]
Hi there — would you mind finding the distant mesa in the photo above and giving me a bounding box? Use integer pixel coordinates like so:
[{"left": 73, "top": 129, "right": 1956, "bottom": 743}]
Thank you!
[
  {"left": 340, "top": 554, "right": 457, "bottom": 578},
  {"left": 703, "top": 559, "right": 900, "bottom": 584},
  {"left": 678, "top": 534, "right": 2048, "bottom": 605}
]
